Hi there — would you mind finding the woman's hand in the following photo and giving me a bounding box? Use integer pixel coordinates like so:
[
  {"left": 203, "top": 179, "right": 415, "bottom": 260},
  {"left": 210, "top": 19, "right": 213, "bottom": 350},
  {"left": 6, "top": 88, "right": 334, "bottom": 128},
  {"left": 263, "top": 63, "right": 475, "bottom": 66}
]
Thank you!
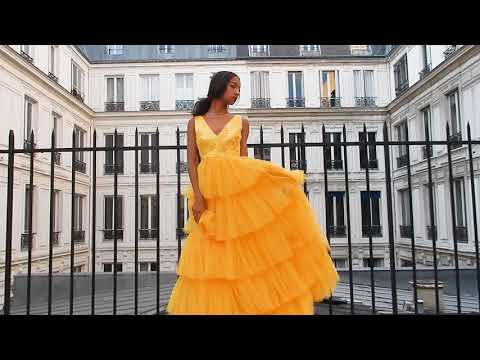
[{"left": 192, "top": 194, "right": 207, "bottom": 224}]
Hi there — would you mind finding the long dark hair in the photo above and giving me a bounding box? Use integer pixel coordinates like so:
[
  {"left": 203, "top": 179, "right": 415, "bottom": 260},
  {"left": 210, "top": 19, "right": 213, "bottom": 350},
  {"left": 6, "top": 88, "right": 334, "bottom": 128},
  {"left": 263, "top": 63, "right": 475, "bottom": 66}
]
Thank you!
[{"left": 192, "top": 71, "right": 239, "bottom": 116}]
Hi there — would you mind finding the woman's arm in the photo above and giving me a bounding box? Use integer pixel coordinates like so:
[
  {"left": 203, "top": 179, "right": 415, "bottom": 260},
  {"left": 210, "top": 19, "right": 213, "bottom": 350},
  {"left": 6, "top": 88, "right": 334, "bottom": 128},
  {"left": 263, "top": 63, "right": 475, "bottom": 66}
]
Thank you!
[
  {"left": 186, "top": 117, "right": 202, "bottom": 198},
  {"left": 240, "top": 116, "right": 250, "bottom": 157}
]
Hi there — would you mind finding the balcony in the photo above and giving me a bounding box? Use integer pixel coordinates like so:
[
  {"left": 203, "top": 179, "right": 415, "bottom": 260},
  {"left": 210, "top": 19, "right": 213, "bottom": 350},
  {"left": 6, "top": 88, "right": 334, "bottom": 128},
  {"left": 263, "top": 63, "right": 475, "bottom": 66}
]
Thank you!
[
  {"left": 362, "top": 225, "right": 382, "bottom": 237},
  {"left": 444, "top": 46, "right": 458, "bottom": 59},
  {"left": 208, "top": 45, "right": 226, "bottom": 53},
  {"left": 176, "top": 161, "right": 188, "bottom": 174},
  {"left": 395, "top": 81, "right": 409, "bottom": 97},
  {"left": 327, "top": 225, "right": 347, "bottom": 238},
  {"left": 21, "top": 233, "right": 35, "bottom": 252},
  {"left": 286, "top": 98, "right": 305, "bottom": 108},
  {"left": 73, "top": 230, "right": 85, "bottom": 243},
  {"left": 23, "top": 139, "right": 36, "bottom": 154},
  {"left": 71, "top": 88, "right": 84, "bottom": 102},
  {"left": 355, "top": 97, "right": 377, "bottom": 107},
  {"left": 290, "top": 159, "right": 307, "bottom": 170},
  {"left": 105, "top": 102, "right": 125, "bottom": 112},
  {"left": 139, "top": 162, "right": 158, "bottom": 174},
  {"left": 326, "top": 159, "right": 343, "bottom": 170},
  {"left": 140, "top": 101, "right": 160, "bottom": 111},
  {"left": 20, "top": 51, "right": 33, "bottom": 63},
  {"left": 320, "top": 97, "right": 341, "bottom": 108},
  {"left": 396, "top": 154, "right": 408, "bottom": 168},
  {"left": 361, "top": 158, "right": 379, "bottom": 170},
  {"left": 103, "top": 229, "right": 124, "bottom": 241},
  {"left": 54, "top": 152, "right": 61, "bottom": 166},
  {"left": 74, "top": 159, "right": 86, "bottom": 174},
  {"left": 139, "top": 228, "right": 158, "bottom": 240},
  {"left": 52, "top": 231, "right": 60, "bottom": 247},
  {"left": 419, "top": 63, "right": 432, "bottom": 80},
  {"left": 448, "top": 132, "right": 462, "bottom": 149},
  {"left": 48, "top": 72, "right": 58, "bottom": 82},
  {"left": 456, "top": 226, "right": 468, "bottom": 243},
  {"left": 422, "top": 145, "right": 433, "bottom": 159},
  {"left": 400, "top": 225, "right": 413, "bottom": 238},
  {"left": 426, "top": 225, "right": 437, "bottom": 241},
  {"left": 176, "top": 100, "right": 194, "bottom": 112},
  {"left": 104, "top": 163, "right": 124, "bottom": 175},
  {"left": 251, "top": 98, "right": 271, "bottom": 109}
]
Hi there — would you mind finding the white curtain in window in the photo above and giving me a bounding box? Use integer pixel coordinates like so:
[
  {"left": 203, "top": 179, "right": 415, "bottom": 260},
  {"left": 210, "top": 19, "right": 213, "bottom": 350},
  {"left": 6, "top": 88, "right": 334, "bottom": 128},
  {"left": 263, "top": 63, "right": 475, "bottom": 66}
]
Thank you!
[
  {"left": 107, "top": 78, "right": 114, "bottom": 102},
  {"left": 251, "top": 71, "right": 270, "bottom": 98},
  {"left": 364, "top": 70, "right": 374, "bottom": 98},
  {"left": 72, "top": 63, "right": 78, "bottom": 90},
  {"left": 117, "top": 78, "right": 124, "bottom": 102},
  {"left": 176, "top": 74, "right": 193, "bottom": 100},
  {"left": 353, "top": 70, "right": 364, "bottom": 98}
]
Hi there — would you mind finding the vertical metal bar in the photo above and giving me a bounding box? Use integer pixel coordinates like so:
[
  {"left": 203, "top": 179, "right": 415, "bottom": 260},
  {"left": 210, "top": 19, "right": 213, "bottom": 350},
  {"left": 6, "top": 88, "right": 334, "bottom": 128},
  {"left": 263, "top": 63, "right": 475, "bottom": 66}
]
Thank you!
[
  {"left": 48, "top": 130, "right": 55, "bottom": 315},
  {"left": 467, "top": 123, "right": 480, "bottom": 312},
  {"left": 301, "top": 123, "right": 308, "bottom": 195},
  {"left": 321, "top": 124, "right": 333, "bottom": 315},
  {"left": 156, "top": 127, "right": 160, "bottom": 315},
  {"left": 280, "top": 124, "right": 285, "bottom": 168},
  {"left": 113, "top": 129, "right": 118, "bottom": 315},
  {"left": 70, "top": 129, "right": 76, "bottom": 315},
  {"left": 135, "top": 128, "right": 139, "bottom": 315},
  {"left": 446, "top": 122, "right": 462, "bottom": 313},
  {"left": 383, "top": 121, "right": 398, "bottom": 314},
  {"left": 91, "top": 130, "right": 96, "bottom": 315},
  {"left": 26, "top": 130, "right": 34, "bottom": 315},
  {"left": 405, "top": 124, "right": 418, "bottom": 314},
  {"left": 3, "top": 130, "right": 15, "bottom": 315},
  {"left": 362, "top": 124, "right": 375, "bottom": 313},
  {"left": 342, "top": 124, "right": 354, "bottom": 314},
  {"left": 176, "top": 126, "right": 182, "bottom": 262},
  {"left": 426, "top": 119, "right": 440, "bottom": 313},
  {"left": 259, "top": 125, "right": 264, "bottom": 160}
]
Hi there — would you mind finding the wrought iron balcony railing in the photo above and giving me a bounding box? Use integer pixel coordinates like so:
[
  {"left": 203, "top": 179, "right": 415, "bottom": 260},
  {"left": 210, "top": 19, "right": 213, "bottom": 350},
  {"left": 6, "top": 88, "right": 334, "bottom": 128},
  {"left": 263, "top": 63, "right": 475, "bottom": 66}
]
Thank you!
[
  {"left": 355, "top": 97, "right": 377, "bottom": 107},
  {"left": 73, "top": 230, "right": 85, "bottom": 243},
  {"left": 105, "top": 102, "right": 125, "bottom": 112},
  {"left": 419, "top": 63, "right": 432, "bottom": 80},
  {"left": 21, "top": 233, "right": 35, "bottom": 252},
  {"left": 21, "top": 51, "right": 33, "bottom": 63},
  {"left": 71, "top": 88, "right": 84, "bottom": 102},
  {"left": 139, "top": 228, "right": 158, "bottom": 240},
  {"left": 104, "top": 163, "right": 124, "bottom": 175},
  {"left": 422, "top": 145, "right": 433, "bottom": 159},
  {"left": 400, "top": 225, "right": 413, "bottom": 238},
  {"left": 320, "top": 97, "right": 341, "bottom": 107},
  {"left": 52, "top": 231, "right": 60, "bottom": 247},
  {"left": 286, "top": 98, "right": 305, "bottom": 108},
  {"left": 395, "top": 82, "right": 409, "bottom": 97},
  {"left": 140, "top": 101, "right": 160, "bottom": 111},
  {"left": 444, "top": 46, "right": 458, "bottom": 59},
  {"left": 176, "top": 100, "right": 194, "bottom": 111},
  {"left": 139, "top": 162, "right": 158, "bottom": 174},
  {"left": 208, "top": 45, "right": 227, "bottom": 53},
  {"left": 176, "top": 161, "right": 188, "bottom": 174},
  {"left": 74, "top": 159, "right": 86, "bottom": 174},
  {"left": 54, "top": 152, "right": 61, "bottom": 165},
  {"left": 361, "top": 158, "right": 379, "bottom": 169},
  {"left": 397, "top": 154, "right": 408, "bottom": 168},
  {"left": 23, "top": 139, "right": 36, "bottom": 154},
  {"left": 251, "top": 98, "right": 271, "bottom": 109},
  {"left": 426, "top": 225, "right": 437, "bottom": 241},
  {"left": 456, "top": 226, "right": 468, "bottom": 243},
  {"left": 448, "top": 132, "right": 462, "bottom": 149},
  {"left": 327, "top": 225, "right": 347, "bottom": 237},
  {"left": 48, "top": 72, "right": 58, "bottom": 82},
  {"left": 103, "top": 229, "right": 124, "bottom": 241},
  {"left": 362, "top": 225, "right": 382, "bottom": 237},
  {"left": 326, "top": 159, "right": 343, "bottom": 170},
  {"left": 290, "top": 159, "right": 307, "bottom": 170}
]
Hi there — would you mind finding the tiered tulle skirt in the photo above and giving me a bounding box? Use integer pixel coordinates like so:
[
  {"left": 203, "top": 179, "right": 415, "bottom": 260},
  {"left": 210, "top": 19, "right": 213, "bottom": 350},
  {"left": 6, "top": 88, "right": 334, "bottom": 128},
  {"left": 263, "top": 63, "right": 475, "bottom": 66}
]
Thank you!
[{"left": 166, "top": 155, "right": 339, "bottom": 315}]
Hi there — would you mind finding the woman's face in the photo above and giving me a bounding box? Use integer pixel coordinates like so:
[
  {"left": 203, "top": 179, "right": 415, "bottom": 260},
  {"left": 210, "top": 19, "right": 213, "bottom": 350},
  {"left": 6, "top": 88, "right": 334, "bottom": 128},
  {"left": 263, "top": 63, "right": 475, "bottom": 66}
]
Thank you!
[{"left": 223, "top": 76, "right": 241, "bottom": 105}]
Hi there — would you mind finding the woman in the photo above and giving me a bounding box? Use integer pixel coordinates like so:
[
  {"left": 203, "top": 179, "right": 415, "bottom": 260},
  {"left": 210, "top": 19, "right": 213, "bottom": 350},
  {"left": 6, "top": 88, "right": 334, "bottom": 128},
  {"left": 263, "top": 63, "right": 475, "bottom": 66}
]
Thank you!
[{"left": 166, "top": 71, "right": 339, "bottom": 315}]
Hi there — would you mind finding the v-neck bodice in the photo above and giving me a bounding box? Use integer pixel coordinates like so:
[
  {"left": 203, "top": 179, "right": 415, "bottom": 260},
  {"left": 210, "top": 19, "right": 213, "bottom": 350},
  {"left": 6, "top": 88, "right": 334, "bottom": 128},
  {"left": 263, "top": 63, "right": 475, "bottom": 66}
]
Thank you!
[{"left": 195, "top": 115, "right": 242, "bottom": 158}]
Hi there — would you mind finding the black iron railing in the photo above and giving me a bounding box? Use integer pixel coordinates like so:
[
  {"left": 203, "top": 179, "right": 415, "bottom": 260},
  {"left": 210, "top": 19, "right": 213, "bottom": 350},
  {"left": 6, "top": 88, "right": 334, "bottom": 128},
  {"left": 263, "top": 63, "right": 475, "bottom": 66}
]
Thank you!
[
  {"left": 361, "top": 158, "right": 379, "bottom": 169},
  {"left": 251, "top": 98, "right": 271, "bottom": 109},
  {"left": 48, "top": 72, "right": 58, "bottom": 82},
  {"left": 74, "top": 159, "right": 86, "bottom": 174},
  {"left": 71, "top": 88, "right": 83, "bottom": 102},
  {"left": 355, "top": 97, "right": 377, "bottom": 107},
  {"left": 176, "top": 100, "right": 194, "bottom": 111},
  {"left": 176, "top": 161, "right": 188, "bottom": 174},
  {"left": 321, "top": 97, "right": 341, "bottom": 107},
  {"left": 105, "top": 102, "right": 125, "bottom": 112},
  {"left": 326, "top": 159, "right": 343, "bottom": 170},
  {"left": 104, "top": 163, "right": 123, "bottom": 175},
  {"left": 419, "top": 63, "right": 432, "bottom": 79},
  {"left": 2, "top": 121, "right": 480, "bottom": 316},
  {"left": 286, "top": 98, "right": 305, "bottom": 108},
  {"left": 24, "top": 139, "right": 36, "bottom": 154},
  {"left": 54, "top": 152, "right": 61, "bottom": 165},
  {"left": 397, "top": 154, "right": 408, "bottom": 168},
  {"left": 400, "top": 225, "right": 413, "bottom": 238},
  {"left": 139, "top": 162, "right": 158, "bottom": 174},
  {"left": 423, "top": 144, "right": 433, "bottom": 159},
  {"left": 427, "top": 226, "right": 437, "bottom": 241},
  {"left": 21, "top": 51, "right": 33, "bottom": 63},
  {"left": 449, "top": 132, "right": 462, "bottom": 149},
  {"left": 140, "top": 101, "right": 160, "bottom": 111},
  {"left": 395, "top": 82, "right": 409, "bottom": 97},
  {"left": 444, "top": 46, "right": 458, "bottom": 59}
]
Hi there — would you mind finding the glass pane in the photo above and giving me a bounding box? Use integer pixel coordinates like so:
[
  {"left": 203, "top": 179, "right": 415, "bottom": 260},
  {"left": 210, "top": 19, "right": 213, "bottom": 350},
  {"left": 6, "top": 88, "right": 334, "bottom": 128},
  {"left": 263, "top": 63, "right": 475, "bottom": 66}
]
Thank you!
[
  {"left": 294, "top": 72, "right": 303, "bottom": 98},
  {"left": 141, "top": 135, "right": 149, "bottom": 164},
  {"left": 336, "top": 196, "right": 345, "bottom": 226},
  {"left": 116, "top": 197, "right": 123, "bottom": 228},
  {"left": 364, "top": 70, "right": 374, "bottom": 97},
  {"left": 326, "top": 197, "right": 333, "bottom": 227},
  {"left": 186, "top": 74, "right": 193, "bottom": 99},
  {"left": 288, "top": 73, "right": 294, "bottom": 98},
  {"left": 140, "top": 197, "right": 149, "bottom": 229},
  {"left": 455, "top": 180, "right": 464, "bottom": 225},
  {"left": 26, "top": 102, "right": 32, "bottom": 138},
  {"left": 116, "top": 78, "right": 124, "bottom": 102},
  {"left": 361, "top": 195, "right": 369, "bottom": 227},
  {"left": 117, "top": 134, "right": 124, "bottom": 165},
  {"left": 353, "top": 70, "right": 363, "bottom": 98},
  {"left": 105, "top": 197, "right": 113, "bottom": 229},
  {"left": 107, "top": 78, "right": 114, "bottom": 102},
  {"left": 371, "top": 194, "right": 380, "bottom": 226},
  {"left": 151, "top": 196, "right": 158, "bottom": 229},
  {"left": 105, "top": 135, "right": 113, "bottom": 165}
]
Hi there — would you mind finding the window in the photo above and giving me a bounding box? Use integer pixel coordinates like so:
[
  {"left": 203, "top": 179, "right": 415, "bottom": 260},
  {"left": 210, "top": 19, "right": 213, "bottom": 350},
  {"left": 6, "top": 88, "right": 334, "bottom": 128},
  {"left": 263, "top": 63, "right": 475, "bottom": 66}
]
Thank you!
[
  {"left": 249, "top": 45, "right": 269, "bottom": 56},
  {"left": 320, "top": 70, "right": 340, "bottom": 107},
  {"left": 52, "top": 190, "right": 61, "bottom": 246},
  {"left": 300, "top": 45, "right": 321, "bottom": 53},
  {"left": 361, "top": 191, "right": 382, "bottom": 237},
  {"left": 421, "top": 106, "right": 433, "bottom": 159},
  {"left": 104, "top": 196, "right": 123, "bottom": 240},
  {"left": 106, "top": 76, "right": 124, "bottom": 111},
  {"left": 103, "top": 263, "right": 123, "bottom": 272},
  {"left": 74, "top": 126, "right": 86, "bottom": 173},
  {"left": 359, "top": 132, "right": 378, "bottom": 169},
  {"left": 48, "top": 45, "right": 58, "bottom": 80},
  {"left": 73, "top": 194, "right": 85, "bottom": 243},
  {"left": 208, "top": 45, "right": 226, "bottom": 53},
  {"left": 175, "top": 73, "right": 194, "bottom": 111},
  {"left": 73, "top": 265, "right": 83, "bottom": 273},
  {"left": 24, "top": 96, "right": 36, "bottom": 150},
  {"left": 333, "top": 258, "right": 348, "bottom": 269},
  {"left": 326, "top": 192, "right": 346, "bottom": 237},
  {"left": 254, "top": 146, "right": 271, "bottom": 161},
  {"left": 394, "top": 54, "right": 409, "bottom": 96},
  {"left": 324, "top": 132, "right": 343, "bottom": 170},
  {"left": 350, "top": 45, "right": 372, "bottom": 55},
  {"left": 363, "top": 258, "right": 384, "bottom": 268},
  {"left": 140, "top": 133, "right": 159, "bottom": 173},
  {"left": 423, "top": 184, "right": 437, "bottom": 240},
  {"left": 420, "top": 45, "right": 432, "bottom": 74},
  {"left": 289, "top": 132, "right": 306, "bottom": 170},
  {"left": 287, "top": 71, "right": 304, "bottom": 107},
  {"left": 140, "top": 74, "right": 160, "bottom": 110},
  {"left": 251, "top": 71, "right": 270, "bottom": 108},
  {"left": 399, "top": 189, "right": 412, "bottom": 238},
  {"left": 71, "top": 61, "right": 85, "bottom": 100},
  {"left": 140, "top": 195, "right": 159, "bottom": 239},
  {"left": 447, "top": 90, "right": 462, "bottom": 141},
  {"left": 395, "top": 121, "right": 408, "bottom": 168},
  {"left": 139, "top": 262, "right": 149, "bottom": 272},
  {"left": 158, "top": 45, "right": 174, "bottom": 54},
  {"left": 20, "top": 45, "right": 33, "bottom": 62},
  {"left": 104, "top": 134, "right": 124, "bottom": 174},
  {"left": 106, "top": 45, "right": 123, "bottom": 55},
  {"left": 453, "top": 178, "right": 468, "bottom": 243},
  {"left": 353, "top": 70, "right": 375, "bottom": 106}
]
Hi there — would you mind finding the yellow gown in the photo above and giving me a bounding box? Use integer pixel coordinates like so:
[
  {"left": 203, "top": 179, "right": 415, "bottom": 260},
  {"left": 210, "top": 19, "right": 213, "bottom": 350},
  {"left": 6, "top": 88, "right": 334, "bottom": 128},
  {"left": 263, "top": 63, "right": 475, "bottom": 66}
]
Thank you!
[{"left": 166, "top": 115, "right": 339, "bottom": 315}]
